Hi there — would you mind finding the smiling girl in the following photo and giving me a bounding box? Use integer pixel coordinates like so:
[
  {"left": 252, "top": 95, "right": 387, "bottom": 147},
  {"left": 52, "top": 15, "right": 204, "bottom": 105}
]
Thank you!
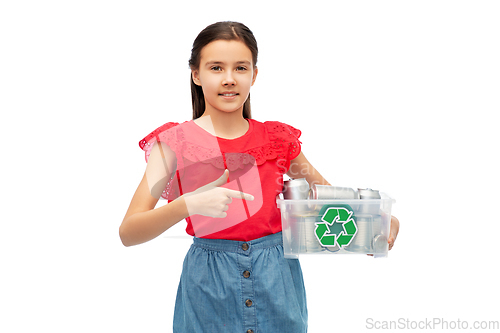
[{"left": 120, "top": 21, "right": 399, "bottom": 332}]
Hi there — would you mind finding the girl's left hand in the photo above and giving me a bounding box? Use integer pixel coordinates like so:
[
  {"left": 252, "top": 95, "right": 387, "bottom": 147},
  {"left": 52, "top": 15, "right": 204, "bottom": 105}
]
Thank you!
[{"left": 388, "top": 215, "right": 400, "bottom": 250}]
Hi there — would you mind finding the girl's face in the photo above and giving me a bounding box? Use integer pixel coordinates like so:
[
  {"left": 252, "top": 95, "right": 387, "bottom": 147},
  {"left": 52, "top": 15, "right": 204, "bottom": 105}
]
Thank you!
[{"left": 192, "top": 40, "right": 258, "bottom": 116}]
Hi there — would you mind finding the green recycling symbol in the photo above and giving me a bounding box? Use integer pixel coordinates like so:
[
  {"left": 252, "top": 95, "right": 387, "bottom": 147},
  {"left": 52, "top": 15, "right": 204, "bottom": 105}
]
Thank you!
[{"left": 315, "top": 206, "right": 358, "bottom": 248}]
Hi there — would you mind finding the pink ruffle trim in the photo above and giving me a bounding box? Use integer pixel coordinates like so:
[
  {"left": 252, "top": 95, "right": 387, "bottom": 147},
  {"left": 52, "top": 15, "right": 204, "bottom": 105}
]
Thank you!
[
  {"left": 139, "top": 120, "right": 301, "bottom": 169},
  {"left": 138, "top": 120, "right": 301, "bottom": 199}
]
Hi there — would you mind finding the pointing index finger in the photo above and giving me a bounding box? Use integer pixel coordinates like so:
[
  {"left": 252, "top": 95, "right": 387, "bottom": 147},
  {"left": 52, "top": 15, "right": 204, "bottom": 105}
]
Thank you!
[{"left": 225, "top": 188, "right": 254, "bottom": 201}]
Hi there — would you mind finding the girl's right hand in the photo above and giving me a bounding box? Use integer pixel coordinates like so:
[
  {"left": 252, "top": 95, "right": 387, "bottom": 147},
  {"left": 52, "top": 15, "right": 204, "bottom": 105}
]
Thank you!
[{"left": 182, "top": 169, "right": 254, "bottom": 218}]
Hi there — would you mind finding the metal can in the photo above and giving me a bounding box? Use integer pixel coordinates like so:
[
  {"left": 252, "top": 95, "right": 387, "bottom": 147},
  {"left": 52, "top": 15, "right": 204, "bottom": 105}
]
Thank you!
[
  {"left": 370, "top": 215, "right": 387, "bottom": 256},
  {"left": 283, "top": 178, "right": 310, "bottom": 200},
  {"left": 301, "top": 216, "right": 325, "bottom": 253},
  {"left": 283, "top": 178, "right": 310, "bottom": 215},
  {"left": 358, "top": 188, "right": 381, "bottom": 199},
  {"left": 309, "top": 184, "right": 359, "bottom": 200},
  {"left": 372, "top": 234, "right": 388, "bottom": 255},
  {"left": 358, "top": 188, "right": 381, "bottom": 214},
  {"left": 345, "top": 214, "right": 373, "bottom": 253}
]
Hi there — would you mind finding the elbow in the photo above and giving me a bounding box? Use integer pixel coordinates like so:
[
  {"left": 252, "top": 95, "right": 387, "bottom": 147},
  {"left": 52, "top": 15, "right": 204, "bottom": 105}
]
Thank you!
[{"left": 119, "top": 225, "right": 134, "bottom": 247}]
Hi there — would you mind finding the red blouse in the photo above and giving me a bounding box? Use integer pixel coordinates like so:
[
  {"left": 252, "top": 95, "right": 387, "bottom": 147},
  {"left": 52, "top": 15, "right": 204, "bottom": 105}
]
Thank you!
[{"left": 138, "top": 118, "right": 302, "bottom": 241}]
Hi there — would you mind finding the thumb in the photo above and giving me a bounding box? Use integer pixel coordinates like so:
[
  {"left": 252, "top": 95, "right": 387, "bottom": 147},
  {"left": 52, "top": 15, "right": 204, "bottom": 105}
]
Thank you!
[{"left": 210, "top": 169, "right": 229, "bottom": 187}]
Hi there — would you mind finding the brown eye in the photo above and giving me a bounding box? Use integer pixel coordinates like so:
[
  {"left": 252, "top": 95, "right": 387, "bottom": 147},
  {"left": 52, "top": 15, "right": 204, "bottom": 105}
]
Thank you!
[{"left": 211, "top": 66, "right": 222, "bottom": 71}]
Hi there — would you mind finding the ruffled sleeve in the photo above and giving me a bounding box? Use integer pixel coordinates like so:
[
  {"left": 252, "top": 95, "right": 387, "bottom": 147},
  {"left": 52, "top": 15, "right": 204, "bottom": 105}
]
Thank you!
[
  {"left": 138, "top": 122, "right": 180, "bottom": 163},
  {"left": 138, "top": 122, "right": 181, "bottom": 200},
  {"left": 264, "top": 121, "right": 302, "bottom": 173}
]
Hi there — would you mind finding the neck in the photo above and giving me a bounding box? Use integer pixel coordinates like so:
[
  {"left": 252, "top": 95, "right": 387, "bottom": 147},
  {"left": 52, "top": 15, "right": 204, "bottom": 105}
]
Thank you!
[{"left": 196, "top": 107, "right": 249, "bottom": 139}]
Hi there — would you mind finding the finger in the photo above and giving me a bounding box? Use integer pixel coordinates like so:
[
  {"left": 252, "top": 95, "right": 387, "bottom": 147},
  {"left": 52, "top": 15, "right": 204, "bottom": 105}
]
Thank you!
[
  {"left": 209, "top": 169, "right": 229, "bottom": 187},
  {"left": 217, "top": 212, "right": 228, "bottom": 218},
  {"left": 388, "top": 236, "right": 395, "bottom": 250},
  {"left": 225, "top": 189, "right": 254, "bottom": 201}
]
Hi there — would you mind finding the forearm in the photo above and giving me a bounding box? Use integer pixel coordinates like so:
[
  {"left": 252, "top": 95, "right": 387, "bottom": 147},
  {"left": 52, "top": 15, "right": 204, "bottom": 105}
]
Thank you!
[
  {"left": 119, "top": 197, "right": 189, "bottom": 247},
  {"left": 304, "top": 168, "right": 331, "bottom": 186}
]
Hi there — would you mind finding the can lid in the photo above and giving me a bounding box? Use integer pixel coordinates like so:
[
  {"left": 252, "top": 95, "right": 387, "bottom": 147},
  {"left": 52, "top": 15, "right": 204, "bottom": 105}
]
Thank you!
[
  {"left": 283, "top": 178, "right": 309, "bottom": 200},
  {"left": 284, "top": 178, "right": 307, "bottom": 185}
]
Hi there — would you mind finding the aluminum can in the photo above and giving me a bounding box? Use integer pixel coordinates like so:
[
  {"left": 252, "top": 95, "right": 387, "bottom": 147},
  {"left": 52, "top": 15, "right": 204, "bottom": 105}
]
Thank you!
[
  {"left": 301, "top": 216, "right": 325, "bottom": 253},
  {"left": 358, "top": 188, "right": 381, "bottom": 214},
  {"left": 345, "top": 214, "right": 373, "bottom": 253},
  {"left": 308, "top": 184, "right": 359, "bottom": 200},
  {"left": 358, "top": 188, "right": 381, "bottom": 199},
  {"left": 370, "top": 215, "right": 387, "bottom": 255},
  {"left": 372, "top": 234, "right": 388, "bottom": 255},
  {"left": 283, "top": 178, "right": 310, "bottom": 200},
  {"left": 283, "top": 178, "right": 310, "bottom": 215}
]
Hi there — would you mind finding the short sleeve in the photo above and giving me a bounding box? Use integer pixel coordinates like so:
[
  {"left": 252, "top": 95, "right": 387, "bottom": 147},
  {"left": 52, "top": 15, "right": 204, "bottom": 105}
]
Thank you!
[
  {"left": 138, "top": 122, "right": 181, "bottom": 200},
  {"left": 138, "top": 122, "right": 180, "bottom": 163},
  {"left": 282, "top": 123, "right": 302, "bottom": 161},
  {"left": 263, "top": 121, "right": 302, "bottom": 173}
]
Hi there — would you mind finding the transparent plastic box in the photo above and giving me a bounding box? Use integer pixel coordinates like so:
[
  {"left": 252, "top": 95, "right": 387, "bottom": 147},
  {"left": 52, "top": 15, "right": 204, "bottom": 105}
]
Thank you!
[{"left": 277, "top": 193, "right": 395, "bottom": 258}]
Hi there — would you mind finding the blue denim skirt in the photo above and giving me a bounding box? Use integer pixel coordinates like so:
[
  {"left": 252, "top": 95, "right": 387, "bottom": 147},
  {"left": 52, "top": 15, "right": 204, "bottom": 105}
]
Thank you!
[{"left": 173, "top": 232, "right": 308, "bottom": 333}]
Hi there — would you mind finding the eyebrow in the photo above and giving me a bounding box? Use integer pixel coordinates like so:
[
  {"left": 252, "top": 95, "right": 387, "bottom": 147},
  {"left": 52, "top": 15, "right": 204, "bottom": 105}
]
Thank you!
[{"left": 205, "top": 60, "right": 252, "bottom": 67}]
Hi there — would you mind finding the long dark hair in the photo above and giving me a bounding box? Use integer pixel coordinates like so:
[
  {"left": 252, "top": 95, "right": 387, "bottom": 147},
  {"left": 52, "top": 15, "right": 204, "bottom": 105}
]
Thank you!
[{"left": 188, "top": 21, "right": 258, "bottom": 120}]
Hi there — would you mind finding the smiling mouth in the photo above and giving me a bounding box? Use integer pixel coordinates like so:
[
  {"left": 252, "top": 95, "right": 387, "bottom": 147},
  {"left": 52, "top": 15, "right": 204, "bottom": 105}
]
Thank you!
[{"left": 219, "top": 93, "right": 239, "bottom": 97}]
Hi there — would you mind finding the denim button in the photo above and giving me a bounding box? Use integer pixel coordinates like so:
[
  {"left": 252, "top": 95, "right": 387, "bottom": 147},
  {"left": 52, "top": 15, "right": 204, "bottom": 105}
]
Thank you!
[
  {"left": 243, "top": 270, "right": 250, "bottom": 278},
  {"left": 245, "top": 299, "right": 253, "bottom": 307},
  {"left": 242, "top": 243, "right": 249, "bottom": 251},
  {"left": 246, "top": 330, "right": 254, "bottom": 333}
]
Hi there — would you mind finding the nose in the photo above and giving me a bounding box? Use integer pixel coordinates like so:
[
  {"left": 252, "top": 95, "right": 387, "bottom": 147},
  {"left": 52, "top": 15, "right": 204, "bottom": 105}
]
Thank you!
[{"left": 222, "top": 72, "right": 236, "bottom": 86}]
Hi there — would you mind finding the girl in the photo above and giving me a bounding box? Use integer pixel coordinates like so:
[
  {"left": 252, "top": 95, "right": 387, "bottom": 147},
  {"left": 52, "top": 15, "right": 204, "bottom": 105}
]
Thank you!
[{"left": 120, "top": 21, "right": 400, "bottom": 332}]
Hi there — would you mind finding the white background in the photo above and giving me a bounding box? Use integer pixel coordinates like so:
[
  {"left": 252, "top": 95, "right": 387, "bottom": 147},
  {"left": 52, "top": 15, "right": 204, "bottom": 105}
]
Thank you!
[{"left": 1, "top": 1, "right": 499, "bottom": 332}]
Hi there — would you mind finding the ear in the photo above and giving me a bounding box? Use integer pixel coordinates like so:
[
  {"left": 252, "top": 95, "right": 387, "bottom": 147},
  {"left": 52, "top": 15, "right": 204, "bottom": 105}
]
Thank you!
[
  {"left": 251, "top": 66, "right": 258, "bottom": 86},
  {"left": 192, "top": 69, "right": 201, "bottom": 86}
]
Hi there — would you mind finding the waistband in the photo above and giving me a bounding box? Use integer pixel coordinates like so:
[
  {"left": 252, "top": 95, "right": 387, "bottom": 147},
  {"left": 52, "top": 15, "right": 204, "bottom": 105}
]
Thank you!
[{"left": 192, "top": 232, "right": 283, "bottom": 254}]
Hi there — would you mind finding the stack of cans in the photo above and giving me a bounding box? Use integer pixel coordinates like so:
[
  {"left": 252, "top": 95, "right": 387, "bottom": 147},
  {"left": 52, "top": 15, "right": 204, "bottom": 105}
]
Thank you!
[
  {"left": 282, "top": 179, "right": 386, "bottom": 255},
  {"left": 347, "top": 188, "right": 383, "bottom": 253},
  {"left": 283, "top": 179, "right": 323, "bottom": 253},
  {"left": 309, "top": 184, "right": 359, "bottom": 200}
]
